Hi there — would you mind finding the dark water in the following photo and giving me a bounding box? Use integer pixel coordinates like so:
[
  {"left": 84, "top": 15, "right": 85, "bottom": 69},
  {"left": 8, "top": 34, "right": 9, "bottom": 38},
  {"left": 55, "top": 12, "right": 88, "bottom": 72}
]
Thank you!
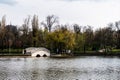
[{"left": 0, "top": 56, "right": 120, "bottom": 80}]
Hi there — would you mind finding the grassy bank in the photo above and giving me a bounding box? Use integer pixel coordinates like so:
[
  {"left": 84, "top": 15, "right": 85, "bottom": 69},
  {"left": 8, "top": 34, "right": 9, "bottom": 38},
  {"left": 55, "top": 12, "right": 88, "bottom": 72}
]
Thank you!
[
  {"left": 73, "top": 49, "right": 120, "bottom": 56},
  {"left": 74, "top": 53, "right": 120, "bottom": 56},
  {"left": 0, "top": 49, "right": 120, "bottom": 57},
  {"left": 0, "top": 49, "right": 22, "bottom": 54},
  {"left": 0, "top": 54, "right": 31, "bottom": 58}
]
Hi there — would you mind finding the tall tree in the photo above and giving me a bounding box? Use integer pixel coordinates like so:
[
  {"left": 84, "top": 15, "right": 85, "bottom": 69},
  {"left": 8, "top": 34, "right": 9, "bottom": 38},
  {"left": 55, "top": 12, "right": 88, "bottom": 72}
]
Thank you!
[
  {"left": 5, "top": 25, "right": 18, "bottom": 48},
  {"left": 93, "top": 26, "right": 114, "bottom": 52},
  {"left": 21, "top": 16, "right": 30, "bottom": 47},
  {"left": 73, "top": 24, "right": 83, "bottom": 51},
  {"left": 84, "top": 26, "right": 94, "bottom": 51},
  {"left": 41, "top": 15, "right": 58, "bottom": 32},
  {"left": 0, "top": 16, "right": 6, "bottom": 50},
  {"left": 22, "top": 16, "right": 30, "bottom": 36},
  {"left": 32, "top": 15, "right": 39, "bottom": 47},
  {"left": 115, "top": 21, "right": 120, "bottom": 49}
]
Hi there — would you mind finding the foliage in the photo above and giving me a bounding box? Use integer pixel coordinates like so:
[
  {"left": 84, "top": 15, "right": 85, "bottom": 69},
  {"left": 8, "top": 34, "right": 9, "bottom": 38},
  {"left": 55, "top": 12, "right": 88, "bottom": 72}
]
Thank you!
[
  {"left": 46, "top": 26, "right": 75, "bottom": 53},
  {"left": 0, "top": 15, "right": 120, "bottom": 54}
]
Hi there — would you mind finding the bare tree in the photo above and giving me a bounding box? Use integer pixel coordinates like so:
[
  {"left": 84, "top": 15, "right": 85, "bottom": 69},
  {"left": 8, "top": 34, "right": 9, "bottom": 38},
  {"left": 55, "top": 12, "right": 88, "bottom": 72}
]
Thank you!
[
  {"left": 22, "top": 16, "right": 30, "bottom": 36},
  {"left": 41, "top": 15, "right": 58, "bottom": 32},
  {"left": 20, "top": 16, "right": 31, "bottom": 48}
]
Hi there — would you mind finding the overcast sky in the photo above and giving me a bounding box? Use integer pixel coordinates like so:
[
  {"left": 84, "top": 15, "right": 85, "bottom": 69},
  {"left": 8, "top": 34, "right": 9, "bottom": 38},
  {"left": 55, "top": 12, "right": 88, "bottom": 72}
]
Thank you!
[{"left": 0, "top": 0, "right": 120, "bottom": 29}]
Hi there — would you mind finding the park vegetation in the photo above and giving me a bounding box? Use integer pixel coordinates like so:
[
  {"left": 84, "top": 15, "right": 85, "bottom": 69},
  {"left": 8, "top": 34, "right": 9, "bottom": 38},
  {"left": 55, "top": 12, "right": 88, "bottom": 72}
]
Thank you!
[{"left": 0, "top": 15, "right": 120, "bottom": 54}]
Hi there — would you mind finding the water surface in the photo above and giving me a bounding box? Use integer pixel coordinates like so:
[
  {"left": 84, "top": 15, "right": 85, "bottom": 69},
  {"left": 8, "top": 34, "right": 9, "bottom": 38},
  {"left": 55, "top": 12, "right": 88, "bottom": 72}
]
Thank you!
[{"left": 0, "top": 56, "right": 120, "bottom": 80}]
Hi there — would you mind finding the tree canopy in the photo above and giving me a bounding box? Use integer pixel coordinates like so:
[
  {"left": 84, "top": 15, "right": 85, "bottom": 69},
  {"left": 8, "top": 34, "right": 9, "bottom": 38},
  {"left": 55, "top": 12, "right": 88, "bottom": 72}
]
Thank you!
[{"left": 0, "top": 15, "right": 120, "bottom": 54}]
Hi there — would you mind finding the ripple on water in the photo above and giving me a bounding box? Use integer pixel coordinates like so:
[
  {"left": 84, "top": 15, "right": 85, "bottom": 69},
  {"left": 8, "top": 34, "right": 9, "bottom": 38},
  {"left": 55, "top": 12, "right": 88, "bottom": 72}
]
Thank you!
[{"left": 0, "top": 57, "right": 120, "bottom": 80}]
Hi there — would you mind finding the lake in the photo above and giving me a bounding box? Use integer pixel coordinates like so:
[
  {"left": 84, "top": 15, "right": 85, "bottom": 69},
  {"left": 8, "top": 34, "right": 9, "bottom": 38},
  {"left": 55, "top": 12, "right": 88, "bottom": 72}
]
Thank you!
[{"left": 0, "top": 56, "right": 120, "bottom": 80}]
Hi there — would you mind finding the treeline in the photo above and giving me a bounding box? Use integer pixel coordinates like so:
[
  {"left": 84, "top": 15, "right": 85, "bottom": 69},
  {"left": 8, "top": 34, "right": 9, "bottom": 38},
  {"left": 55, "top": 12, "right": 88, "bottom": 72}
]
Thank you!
[{"left": 0, "top": 15, "right": 120, "bottom": 53}]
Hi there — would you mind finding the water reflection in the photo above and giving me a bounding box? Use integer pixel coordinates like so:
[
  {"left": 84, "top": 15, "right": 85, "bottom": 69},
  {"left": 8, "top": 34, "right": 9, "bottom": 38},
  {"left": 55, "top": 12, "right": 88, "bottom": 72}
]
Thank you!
[{"left": 0, "top": 57, "right": 120, "bottom": 80}]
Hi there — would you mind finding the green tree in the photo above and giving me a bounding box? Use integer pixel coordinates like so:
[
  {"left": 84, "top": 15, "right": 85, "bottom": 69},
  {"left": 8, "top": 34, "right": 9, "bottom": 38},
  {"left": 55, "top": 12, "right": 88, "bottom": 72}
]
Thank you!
[
  {"left": 84, "top": 26, "right": 94, "bottom": 51},
  {"left": 73, "top": 24, "right": 83, "bottom": 51},
  {"left": 46, "top": 25, "right": 75, "bottom": 53},
  {"left": 93, "top": 26, "right": 114, "bottom": 52}
]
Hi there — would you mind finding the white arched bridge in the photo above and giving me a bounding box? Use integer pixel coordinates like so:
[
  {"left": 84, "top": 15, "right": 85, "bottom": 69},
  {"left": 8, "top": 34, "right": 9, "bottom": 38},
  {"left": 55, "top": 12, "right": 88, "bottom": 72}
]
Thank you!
[{"left": 23, "top": 47, "right": 50, "bottom": 57}]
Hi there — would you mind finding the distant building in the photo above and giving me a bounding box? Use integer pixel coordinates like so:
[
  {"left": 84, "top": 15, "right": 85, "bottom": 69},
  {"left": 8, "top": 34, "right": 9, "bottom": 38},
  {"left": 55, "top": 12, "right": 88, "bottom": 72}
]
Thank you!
[{"left": 23, "top": 47, "right": 50, "bottom": 57}]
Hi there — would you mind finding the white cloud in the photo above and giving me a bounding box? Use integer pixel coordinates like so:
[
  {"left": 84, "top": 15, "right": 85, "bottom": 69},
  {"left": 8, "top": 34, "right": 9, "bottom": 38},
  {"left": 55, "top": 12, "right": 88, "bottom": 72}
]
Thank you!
[
  {"left": 0, "top": 0, "right": 120, "bottom": 29},
  {"left": 0, "top": 0, "right": 17, "bottom": 5}
]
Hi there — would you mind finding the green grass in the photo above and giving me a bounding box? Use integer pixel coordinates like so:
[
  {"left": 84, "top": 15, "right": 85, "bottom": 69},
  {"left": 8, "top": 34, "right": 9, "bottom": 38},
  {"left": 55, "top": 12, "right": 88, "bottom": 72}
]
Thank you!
[
  {"left": 112, "top": 49, "right": 120, "bottom": 52},
  {"left": 0, "top": 48, "right": 23, "bottom": 54},
  {"left": 111, "top": 49, "right": 120, "bottom": 53}
]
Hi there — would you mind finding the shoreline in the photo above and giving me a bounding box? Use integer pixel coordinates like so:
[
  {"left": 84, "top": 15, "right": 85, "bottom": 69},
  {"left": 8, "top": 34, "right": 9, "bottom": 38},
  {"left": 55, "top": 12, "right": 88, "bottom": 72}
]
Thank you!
[
  {"left": 0, "top": 54, "right": 31, "bottom": 58},
  {"left": 0, "top": 53, "right": 120, "bottom": 58},
  {"left": 74, "top": 53, "right": 120, "bottom": 56}
]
